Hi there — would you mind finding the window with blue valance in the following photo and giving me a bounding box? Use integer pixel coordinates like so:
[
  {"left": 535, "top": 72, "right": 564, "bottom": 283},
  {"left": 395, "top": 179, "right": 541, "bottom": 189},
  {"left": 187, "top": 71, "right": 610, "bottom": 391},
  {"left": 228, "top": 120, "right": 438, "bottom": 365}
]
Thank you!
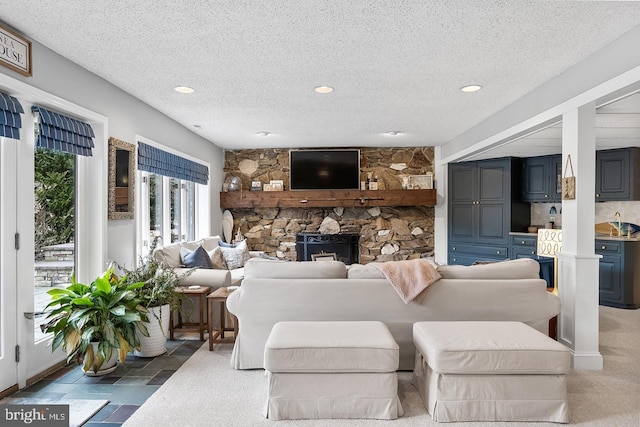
[
  {"left": 0, "top": 92, "right": 24, "bottom": 139},
  {"left": 32, "top": 105, "right": 95, "bottom": 156},
  {"left": 138, "top": 142, "right": 209, "bottom": 185}
]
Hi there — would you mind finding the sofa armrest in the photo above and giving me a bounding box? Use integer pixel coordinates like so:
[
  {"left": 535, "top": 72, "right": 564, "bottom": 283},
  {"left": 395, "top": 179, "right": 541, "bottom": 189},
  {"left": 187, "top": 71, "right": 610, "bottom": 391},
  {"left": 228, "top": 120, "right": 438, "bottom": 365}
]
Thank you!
[{"left": 174, "top": 267, "right": 231, "bottom": 288}]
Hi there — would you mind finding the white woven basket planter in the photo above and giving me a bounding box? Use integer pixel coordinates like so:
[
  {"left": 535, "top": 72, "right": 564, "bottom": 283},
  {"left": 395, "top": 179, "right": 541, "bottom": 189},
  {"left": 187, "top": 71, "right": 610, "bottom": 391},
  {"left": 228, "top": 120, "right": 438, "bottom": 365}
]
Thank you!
[{"left": 134, "top": 304, "right": 170, "bottom": 358}]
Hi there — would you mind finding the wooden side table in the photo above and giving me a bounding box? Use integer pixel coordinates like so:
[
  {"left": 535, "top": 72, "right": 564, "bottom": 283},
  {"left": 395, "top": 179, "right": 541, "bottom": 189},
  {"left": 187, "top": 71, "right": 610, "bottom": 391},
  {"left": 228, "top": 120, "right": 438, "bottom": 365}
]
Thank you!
[
  {"left": 170, "top": 286, "right": 210, "bottom": 341},
  {"left": 208, "top": 286, "right": 238, "bottom": 351}
]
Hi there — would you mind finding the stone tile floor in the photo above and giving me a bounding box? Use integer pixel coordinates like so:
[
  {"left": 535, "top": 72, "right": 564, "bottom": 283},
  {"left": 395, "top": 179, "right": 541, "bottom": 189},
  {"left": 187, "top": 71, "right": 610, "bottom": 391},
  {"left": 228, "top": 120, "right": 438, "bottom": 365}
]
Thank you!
[{"left": 8, "top": 338, "right": 203, "bottom": 426}]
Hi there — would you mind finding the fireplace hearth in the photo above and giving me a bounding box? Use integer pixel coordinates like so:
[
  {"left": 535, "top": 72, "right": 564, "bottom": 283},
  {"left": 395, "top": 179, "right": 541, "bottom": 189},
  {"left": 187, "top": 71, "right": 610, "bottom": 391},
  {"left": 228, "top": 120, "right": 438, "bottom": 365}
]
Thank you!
[{"left": 296, "top": 233, "right": 360, "bottom": 265}]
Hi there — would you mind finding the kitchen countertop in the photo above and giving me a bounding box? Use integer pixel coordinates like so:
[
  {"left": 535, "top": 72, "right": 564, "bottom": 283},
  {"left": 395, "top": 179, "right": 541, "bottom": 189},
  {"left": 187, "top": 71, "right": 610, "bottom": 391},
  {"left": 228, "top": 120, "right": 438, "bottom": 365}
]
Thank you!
[{"left": 509, "top": 231, "right": 640, "bottom": 242}]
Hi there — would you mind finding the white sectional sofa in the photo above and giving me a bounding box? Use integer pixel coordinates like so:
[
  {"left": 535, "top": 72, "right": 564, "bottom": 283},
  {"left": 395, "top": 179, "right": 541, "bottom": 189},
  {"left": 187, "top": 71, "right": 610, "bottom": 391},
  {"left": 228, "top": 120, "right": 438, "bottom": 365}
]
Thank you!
[
  {"left": 226, "top": 258, "right": 561, "bottom": 371},
  {"left": 153, "top": 235, "right": 260, "bottom": 288}
]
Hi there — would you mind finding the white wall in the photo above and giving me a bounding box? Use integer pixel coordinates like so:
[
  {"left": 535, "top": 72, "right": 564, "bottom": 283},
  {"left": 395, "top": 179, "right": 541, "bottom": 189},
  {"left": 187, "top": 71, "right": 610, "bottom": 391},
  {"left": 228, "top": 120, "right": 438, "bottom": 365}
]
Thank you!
[{"left": 0, "top": 40, "right": 224, "bottom": 268}]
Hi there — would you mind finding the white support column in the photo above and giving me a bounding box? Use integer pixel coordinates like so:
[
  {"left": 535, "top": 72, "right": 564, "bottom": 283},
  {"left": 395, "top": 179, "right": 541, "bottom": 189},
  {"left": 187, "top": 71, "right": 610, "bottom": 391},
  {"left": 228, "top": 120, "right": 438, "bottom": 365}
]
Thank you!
[
  {"left": 558, "top": 103, "right": 603, "bottom": 370},
  {"left": 434, "top": 146, "right": 448, "bottom": 265}
]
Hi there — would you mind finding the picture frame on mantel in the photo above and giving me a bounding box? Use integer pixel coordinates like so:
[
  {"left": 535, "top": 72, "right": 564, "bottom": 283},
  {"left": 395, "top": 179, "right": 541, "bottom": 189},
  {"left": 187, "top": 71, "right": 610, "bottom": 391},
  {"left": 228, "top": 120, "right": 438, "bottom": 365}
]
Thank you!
[
  {"left": 311, "top": 252, "right": 337, "bottom": 261},
  {"left": 250, "top": 180, "right": 263, "bottom": 191},
  {"left": 408, "top": 174, "right": 433, "bottom": 190}
]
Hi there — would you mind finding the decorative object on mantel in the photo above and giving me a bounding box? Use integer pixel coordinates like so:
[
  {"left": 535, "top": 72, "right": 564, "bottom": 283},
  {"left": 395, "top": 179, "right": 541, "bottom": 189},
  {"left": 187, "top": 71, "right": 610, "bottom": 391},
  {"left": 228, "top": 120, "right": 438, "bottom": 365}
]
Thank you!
[
  {"left": 270, "top": 179, "right": 284, "bottom": 191},
  {"left": 227, "top": 176, "right": 242, "bottom": 191},
  {"left": 250, "top": 180, "right": 262, "bottom": 191},
  {"left": 561, "top": 155, "right": 575, "bottom": 200},
  {"left": 409, "top": 173, "right": 434, "bottom": 189}
]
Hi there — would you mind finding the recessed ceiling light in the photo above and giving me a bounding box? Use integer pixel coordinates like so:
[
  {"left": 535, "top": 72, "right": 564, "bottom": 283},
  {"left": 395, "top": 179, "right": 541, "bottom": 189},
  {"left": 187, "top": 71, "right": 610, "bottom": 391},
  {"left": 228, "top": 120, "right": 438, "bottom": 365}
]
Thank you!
[
  {"left": 314, "top": 85, "right": 334, "bottom": 94},
  {"left": 386, "top": 131, "right": 400, "bottom": 136},
  {"left": 193, "top": 124, "right": 201, "bottom": 128},
  {"left": 174, "top": 86, "right": 195, "bottom": 94},
  {"left": 257, "top": 131, "right": 270, "bottom": 136},
  {"left": 460, "top": 85, "right": 483, "bottom": 93}
]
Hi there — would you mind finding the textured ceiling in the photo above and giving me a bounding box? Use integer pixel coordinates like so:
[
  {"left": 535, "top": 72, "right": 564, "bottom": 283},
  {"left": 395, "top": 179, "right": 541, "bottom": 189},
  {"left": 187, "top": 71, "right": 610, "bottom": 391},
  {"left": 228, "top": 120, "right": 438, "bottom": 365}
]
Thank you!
[{"left": 1, "top": 1, "right": 640, "bottom": 151}]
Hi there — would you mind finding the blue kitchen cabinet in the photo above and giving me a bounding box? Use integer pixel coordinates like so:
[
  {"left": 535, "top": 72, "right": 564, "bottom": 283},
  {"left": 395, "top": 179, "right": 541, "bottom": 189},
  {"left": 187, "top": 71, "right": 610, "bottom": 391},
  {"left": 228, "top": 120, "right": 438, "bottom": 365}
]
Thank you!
[
  {"left": 448, "top": 157, "right": 529, "bottom": 253},
  {"left": 522, "top": 155, "right": 561, "bottom": 202},
  {"left": 595, "top": 239, "right": 640, "bottom": 309}
]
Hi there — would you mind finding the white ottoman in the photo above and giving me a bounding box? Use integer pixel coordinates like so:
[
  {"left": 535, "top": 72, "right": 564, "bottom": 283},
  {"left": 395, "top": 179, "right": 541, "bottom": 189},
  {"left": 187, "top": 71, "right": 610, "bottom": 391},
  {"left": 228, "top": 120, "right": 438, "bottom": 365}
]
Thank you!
[
  {"left": 263, "top": 321, "right": 403, "bottom": 420},
  {"left": 412, "top": 321, "right": 571, "bottom": 423}
]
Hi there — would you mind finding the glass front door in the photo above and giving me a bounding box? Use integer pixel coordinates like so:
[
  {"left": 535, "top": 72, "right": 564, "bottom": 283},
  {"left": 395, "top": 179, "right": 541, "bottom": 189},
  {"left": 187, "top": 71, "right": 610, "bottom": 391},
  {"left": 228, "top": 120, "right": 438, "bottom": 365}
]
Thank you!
[{"left": 0, "top": 137, "right": 19, "bottom": 394}]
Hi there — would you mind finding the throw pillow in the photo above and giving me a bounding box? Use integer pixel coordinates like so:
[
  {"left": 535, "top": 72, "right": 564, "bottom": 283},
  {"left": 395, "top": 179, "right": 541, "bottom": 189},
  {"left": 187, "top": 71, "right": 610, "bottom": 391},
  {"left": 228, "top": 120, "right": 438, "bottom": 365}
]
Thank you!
[
  {"left": 219, "top": 240, "right": 250, "bottom": 269},
  {"left": 180, "top": 245, "right": 211, "bottom": 269},
  {"left": 207, "top": 246, "right": 228, "bottom": 270}
]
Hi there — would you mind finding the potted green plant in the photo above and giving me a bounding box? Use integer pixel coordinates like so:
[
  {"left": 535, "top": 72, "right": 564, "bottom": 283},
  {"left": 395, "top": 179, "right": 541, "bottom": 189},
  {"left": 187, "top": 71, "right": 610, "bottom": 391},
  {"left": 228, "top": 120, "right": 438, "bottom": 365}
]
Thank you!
[
  {"left": 42, "top": 264, "right": 148, "bottom": 376},
  {"left": 118, "top": 237, "right": 192, "bottom": 357}
]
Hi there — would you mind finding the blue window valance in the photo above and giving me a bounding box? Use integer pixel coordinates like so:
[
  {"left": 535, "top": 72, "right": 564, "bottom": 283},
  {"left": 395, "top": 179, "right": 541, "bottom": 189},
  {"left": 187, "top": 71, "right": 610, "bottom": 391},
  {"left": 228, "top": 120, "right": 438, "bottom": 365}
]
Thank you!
[
  {"left": 138, "top": 142, "right": 209, "bottom": 185},
  {"left": 0, "top": 92, "right": 24, "bottom": 139},
  {"left": 32, "top": 105, "right": 95, "bottom": 156}
]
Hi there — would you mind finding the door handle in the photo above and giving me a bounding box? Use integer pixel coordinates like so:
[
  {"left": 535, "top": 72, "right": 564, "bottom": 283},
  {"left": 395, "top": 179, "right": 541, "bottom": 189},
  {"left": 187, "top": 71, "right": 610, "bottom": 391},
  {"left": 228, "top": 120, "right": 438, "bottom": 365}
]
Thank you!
[{"left": 23, "top": 311, "right": 47, "bottom": 320}]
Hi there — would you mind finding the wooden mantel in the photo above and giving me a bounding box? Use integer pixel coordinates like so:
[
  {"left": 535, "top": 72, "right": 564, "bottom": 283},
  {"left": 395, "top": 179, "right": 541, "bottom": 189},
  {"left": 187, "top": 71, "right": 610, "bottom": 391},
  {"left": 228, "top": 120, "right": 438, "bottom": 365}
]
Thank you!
[{"left": 219, "top": 189, "right": 436, "bottom": 209}]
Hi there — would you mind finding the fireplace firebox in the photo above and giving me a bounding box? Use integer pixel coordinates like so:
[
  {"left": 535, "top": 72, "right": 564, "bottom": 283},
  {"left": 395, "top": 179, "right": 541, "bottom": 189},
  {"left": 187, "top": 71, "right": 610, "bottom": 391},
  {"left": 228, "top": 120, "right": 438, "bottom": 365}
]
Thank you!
[{"left": 296, "top": 233, "right": 359, "bottom": 265}]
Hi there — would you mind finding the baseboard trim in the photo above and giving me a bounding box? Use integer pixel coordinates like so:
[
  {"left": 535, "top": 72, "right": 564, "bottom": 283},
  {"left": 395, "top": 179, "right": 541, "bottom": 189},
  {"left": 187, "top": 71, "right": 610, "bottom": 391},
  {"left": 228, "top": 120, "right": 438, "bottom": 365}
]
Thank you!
[
  {"left": 26, "top": 360, "right": 69, "bottom": 388},
  {"left": 572, "top": 351, "right": 603, "bottom": 370}
]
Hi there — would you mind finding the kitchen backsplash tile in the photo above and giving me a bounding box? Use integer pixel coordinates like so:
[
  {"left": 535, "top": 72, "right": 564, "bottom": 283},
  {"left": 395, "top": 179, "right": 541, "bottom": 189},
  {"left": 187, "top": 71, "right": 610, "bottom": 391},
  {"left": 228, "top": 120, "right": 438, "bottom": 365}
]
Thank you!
[{"left": 530, "top": 201, "right": 640, "bottom": 229}]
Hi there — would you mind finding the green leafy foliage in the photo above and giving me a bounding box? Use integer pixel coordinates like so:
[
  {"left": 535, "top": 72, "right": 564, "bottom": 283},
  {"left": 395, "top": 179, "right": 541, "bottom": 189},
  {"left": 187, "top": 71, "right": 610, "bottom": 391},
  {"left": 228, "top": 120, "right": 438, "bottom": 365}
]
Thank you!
[
  {"left": 41, "top": 264, "right": 149, "bottom": 373},
  {"left": 34, "top": 148, "right": 75, "bottom": 253},
  {"left": 117, "top": 237, "right": 192, "bottom": 311}
]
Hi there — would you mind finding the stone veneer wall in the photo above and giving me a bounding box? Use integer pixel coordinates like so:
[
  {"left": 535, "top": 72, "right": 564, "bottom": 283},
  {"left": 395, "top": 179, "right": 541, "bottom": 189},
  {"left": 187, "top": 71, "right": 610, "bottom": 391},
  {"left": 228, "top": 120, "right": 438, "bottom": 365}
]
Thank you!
[{"left": 223, "top": 147, "right": 435, "bottom": 263}]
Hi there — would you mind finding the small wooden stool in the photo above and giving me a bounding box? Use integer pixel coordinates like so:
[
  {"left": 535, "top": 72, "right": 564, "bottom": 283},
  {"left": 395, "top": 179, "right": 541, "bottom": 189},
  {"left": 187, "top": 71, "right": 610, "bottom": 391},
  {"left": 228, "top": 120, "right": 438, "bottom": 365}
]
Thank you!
[
  {"left": 170, "top": 286, "right": 209, "bottom": 341},
  {"left": 208, "top": 286, "right": 238, "bottom": 351}
]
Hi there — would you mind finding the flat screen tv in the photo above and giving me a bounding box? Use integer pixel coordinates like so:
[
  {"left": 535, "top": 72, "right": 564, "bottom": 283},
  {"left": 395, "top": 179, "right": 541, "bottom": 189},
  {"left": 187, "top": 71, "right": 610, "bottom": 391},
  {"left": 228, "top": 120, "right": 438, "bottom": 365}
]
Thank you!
[{"left": 289, "top": 149, "right": 360, "bottom": 190}]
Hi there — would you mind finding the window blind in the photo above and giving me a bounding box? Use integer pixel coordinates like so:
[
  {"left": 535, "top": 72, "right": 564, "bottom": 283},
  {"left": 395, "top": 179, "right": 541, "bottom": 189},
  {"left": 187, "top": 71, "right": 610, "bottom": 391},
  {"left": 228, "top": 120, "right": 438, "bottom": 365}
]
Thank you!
[
  {"left": 138, "top": 142, "right": 209, "bottom": 185},
  {"left": 0, "top": 92, "right": 24, "bottom": 139},
  {"left": 32, "top": 105, "right": 95, "bottom": 156}
]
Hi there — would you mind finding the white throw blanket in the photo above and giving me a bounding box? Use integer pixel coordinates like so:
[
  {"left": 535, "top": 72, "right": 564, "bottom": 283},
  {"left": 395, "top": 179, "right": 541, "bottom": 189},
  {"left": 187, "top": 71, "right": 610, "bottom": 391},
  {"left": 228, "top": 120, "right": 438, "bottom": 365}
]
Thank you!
[{"left": 371, "top": 259, "right": 441, "bottom": 304}]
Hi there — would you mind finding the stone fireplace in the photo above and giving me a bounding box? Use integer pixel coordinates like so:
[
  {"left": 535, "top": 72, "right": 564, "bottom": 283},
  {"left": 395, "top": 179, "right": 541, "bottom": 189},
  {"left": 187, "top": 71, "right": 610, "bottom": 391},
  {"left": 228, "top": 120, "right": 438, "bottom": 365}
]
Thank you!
[{"left": 223, "top": 147, "right": 435, "bottom": 263}]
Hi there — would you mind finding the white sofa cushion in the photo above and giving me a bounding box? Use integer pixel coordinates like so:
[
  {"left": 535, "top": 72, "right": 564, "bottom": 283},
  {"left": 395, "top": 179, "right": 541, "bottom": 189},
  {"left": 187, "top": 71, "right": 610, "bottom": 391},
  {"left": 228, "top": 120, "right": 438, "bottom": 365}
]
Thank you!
[
  {"left": 347, "top": 263, "right": 386, "bottom": 279},
  {"left": 264, "top": 321, "right": 399, "bottom": 373},
  {"left": 437, "top": 258, "right": 540, "bottom": 280},
  {"left": 154, "top": 236, "right": 222, "bottom": 268},
  {"left": 413, "top": 321, "right": 571, "bottom": 375},
  {"left": 244, "top": 259, "right": 347, "bottom": 279}
]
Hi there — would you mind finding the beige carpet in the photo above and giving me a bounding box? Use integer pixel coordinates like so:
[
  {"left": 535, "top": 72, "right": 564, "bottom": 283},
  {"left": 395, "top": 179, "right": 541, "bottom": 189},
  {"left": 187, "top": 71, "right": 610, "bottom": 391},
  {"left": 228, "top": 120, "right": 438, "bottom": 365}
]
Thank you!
[{"left": 123, "top": 306, "right": 640, "bottom": 426}]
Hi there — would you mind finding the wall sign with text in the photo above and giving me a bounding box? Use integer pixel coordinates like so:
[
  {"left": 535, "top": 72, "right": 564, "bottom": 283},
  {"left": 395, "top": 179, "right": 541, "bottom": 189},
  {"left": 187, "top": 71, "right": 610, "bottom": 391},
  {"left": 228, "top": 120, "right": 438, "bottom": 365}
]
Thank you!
[{"left": 0, "top": 23, "right": 32, "bottom": 77}]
